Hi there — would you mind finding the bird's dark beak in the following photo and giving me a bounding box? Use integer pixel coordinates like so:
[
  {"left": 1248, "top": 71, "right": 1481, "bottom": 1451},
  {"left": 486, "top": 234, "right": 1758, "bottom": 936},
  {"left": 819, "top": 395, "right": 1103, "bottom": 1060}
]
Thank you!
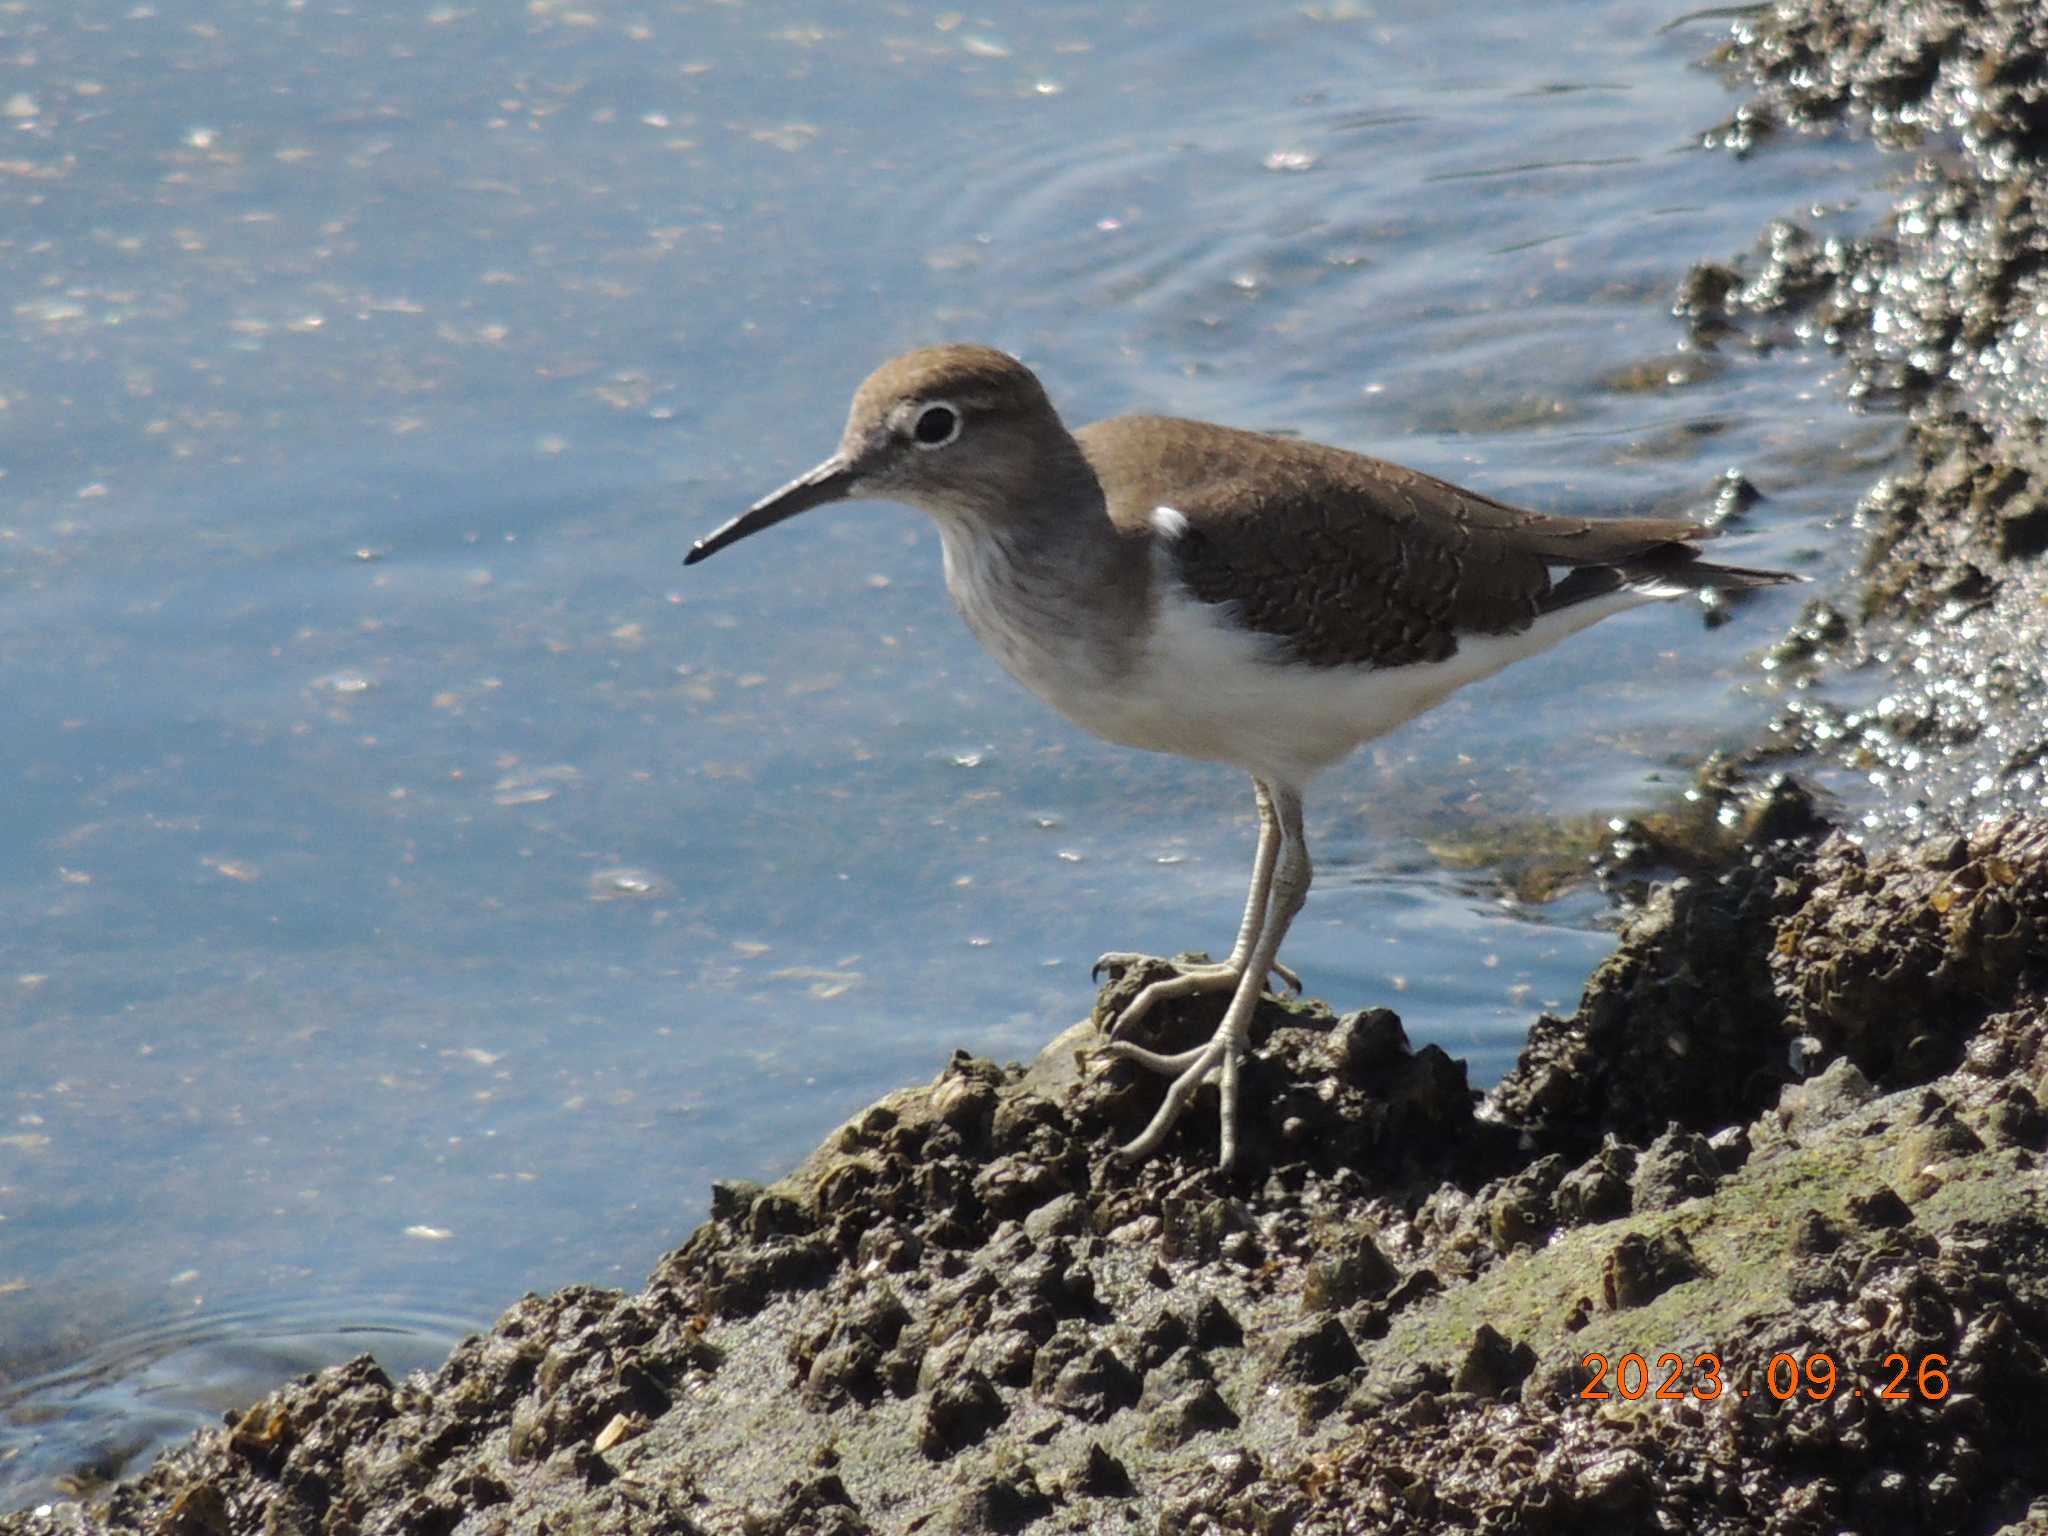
[{"left": 685, "top": 455, "right": 859, "bottom": 565}]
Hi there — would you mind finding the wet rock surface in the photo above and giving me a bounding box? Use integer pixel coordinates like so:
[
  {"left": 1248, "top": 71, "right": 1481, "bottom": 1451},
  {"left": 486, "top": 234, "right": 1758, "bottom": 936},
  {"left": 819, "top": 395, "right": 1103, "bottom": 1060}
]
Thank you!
[
  {"left": 11, "top": 5, "right": 2048, "bottom": 1533},
  {"left": 1687, "top": 0, "right": 2048, "bottom": 835}
]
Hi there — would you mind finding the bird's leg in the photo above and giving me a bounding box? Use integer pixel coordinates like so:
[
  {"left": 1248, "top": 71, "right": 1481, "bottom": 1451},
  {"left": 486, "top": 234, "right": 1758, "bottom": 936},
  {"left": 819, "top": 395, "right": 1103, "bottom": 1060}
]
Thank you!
[
  {"left": 1210, "top": 778, "right": 1303, "bottom": 989},
  {"left": 1093, "top": 778, "right": 1300, "bottom": 1042},
  {"left": 1102, "top": 784, "right": 1311, "bottom": 1169}
]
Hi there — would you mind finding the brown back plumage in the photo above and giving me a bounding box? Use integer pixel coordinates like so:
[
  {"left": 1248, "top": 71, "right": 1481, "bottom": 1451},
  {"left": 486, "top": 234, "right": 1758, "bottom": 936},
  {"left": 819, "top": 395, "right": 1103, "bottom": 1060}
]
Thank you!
[{"left": 1078, "top": 415, "right": 1793, "bottom": 669}]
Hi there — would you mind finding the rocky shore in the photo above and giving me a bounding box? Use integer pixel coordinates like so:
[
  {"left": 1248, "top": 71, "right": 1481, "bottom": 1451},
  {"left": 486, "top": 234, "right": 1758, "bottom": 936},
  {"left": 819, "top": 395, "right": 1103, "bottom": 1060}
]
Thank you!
[
  {"left": 1684, "top": 0, "right": 2048, "bottom": 836},
  {"left": 13, "top": 816, "right": 2043, "bottom": 1536},
  {"left": 10, "top": 3, "right": 2048, "bottom": 1532}
]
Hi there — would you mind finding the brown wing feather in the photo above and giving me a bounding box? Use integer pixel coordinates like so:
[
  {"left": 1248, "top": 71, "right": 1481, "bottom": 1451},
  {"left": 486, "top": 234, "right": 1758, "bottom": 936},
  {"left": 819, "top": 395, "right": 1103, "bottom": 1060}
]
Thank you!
[{"left": 1077, "top": 415, "right": 1742, "bottom": 670}]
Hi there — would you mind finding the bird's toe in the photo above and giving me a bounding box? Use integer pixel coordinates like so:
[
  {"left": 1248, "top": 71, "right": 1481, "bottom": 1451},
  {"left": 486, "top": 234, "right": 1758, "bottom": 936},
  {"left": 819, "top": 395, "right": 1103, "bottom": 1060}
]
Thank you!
[{"left": 1091, "top": 950, "right": 1148, "bottom": 983}]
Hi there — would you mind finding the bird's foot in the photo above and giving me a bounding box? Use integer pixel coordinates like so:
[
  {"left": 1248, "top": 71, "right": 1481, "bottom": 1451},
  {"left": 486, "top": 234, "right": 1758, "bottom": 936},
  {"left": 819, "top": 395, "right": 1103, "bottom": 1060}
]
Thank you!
[
  {"left": 1098, "top": 1025, "right": 1246, "bottom": 1170},
  {"left": 1090, "top": 951, "right": 1299, "bottom": 1044}
]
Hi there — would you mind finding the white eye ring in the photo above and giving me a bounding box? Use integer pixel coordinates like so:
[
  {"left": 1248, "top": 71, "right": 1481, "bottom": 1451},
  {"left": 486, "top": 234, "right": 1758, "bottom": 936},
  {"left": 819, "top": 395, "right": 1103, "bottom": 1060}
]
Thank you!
[{"left": 909, "top": 400, "right": 962, "bottom": 449}]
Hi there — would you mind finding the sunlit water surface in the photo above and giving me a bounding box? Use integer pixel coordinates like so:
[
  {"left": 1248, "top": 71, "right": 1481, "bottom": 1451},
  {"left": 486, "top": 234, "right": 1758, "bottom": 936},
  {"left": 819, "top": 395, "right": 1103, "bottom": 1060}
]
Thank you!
[{"left": 1, "top": 0, "right": 1892, "bottom": 1506}]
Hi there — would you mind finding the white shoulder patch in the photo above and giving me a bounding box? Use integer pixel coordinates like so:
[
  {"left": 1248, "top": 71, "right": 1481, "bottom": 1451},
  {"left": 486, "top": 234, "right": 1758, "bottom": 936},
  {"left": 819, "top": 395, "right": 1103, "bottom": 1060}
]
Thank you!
[{"left": 1150, "top": 504, "right": 1190, "bottom": 539}]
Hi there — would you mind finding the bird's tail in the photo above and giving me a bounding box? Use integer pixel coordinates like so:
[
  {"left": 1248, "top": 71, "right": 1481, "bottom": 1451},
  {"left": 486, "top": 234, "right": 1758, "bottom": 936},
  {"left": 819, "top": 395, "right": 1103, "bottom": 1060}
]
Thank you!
[
  {"left": 1627, "top": 558, "right": 1807, "bottom": 599},
  {"left": 1676, "top": 559, "right": 1806, "bottom": 591},
  {"left": 1545, "top": 552, "right": 1804, "bottom": 611}
]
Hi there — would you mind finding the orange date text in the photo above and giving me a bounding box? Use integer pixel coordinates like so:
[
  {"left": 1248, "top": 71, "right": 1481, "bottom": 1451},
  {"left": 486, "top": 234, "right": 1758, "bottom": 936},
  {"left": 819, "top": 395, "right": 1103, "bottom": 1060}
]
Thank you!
[{"left": 1577, "top": 1351, "right": 1949, "bottom": 1403}]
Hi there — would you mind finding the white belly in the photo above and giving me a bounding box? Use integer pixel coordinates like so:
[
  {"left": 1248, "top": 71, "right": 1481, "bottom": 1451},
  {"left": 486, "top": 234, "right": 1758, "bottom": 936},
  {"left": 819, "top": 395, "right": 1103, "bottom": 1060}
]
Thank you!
[{"left": 1103, "top": 582, "right": 1662, "bottom": 786}]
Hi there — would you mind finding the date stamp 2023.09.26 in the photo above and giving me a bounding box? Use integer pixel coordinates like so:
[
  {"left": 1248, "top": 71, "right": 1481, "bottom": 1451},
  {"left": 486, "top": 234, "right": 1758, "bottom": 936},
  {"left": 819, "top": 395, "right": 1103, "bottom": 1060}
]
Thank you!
[{"left": 1579, "top": 1351, "right": 1951, "bottom": 1403}]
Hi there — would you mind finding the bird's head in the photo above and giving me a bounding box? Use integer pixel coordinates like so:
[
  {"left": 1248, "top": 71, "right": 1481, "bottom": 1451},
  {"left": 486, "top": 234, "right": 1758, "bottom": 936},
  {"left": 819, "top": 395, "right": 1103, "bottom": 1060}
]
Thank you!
[{"left": 685, "top": 344, "right": 1080, "bottom": 564}]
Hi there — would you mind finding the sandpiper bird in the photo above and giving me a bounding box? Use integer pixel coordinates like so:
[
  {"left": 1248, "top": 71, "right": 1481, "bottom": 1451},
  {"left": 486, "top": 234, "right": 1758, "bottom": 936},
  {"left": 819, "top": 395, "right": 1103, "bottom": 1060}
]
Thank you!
[{"left": 685, "top": 344, "right": 1798, "bottom": 1171}]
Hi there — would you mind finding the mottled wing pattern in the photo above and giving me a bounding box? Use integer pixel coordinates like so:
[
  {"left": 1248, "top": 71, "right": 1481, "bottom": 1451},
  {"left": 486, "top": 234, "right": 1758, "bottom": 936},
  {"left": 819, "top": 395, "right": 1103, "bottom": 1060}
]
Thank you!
[{"left": 1079, "top": 416, "right": 1732, "bottom": 670}]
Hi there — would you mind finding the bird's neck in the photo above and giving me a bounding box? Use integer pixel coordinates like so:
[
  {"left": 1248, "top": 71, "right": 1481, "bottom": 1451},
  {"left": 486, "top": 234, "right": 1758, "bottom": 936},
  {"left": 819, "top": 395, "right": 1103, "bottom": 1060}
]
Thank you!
[{"left": 932, "top": 459, "right": 1150, "bottom": 693}]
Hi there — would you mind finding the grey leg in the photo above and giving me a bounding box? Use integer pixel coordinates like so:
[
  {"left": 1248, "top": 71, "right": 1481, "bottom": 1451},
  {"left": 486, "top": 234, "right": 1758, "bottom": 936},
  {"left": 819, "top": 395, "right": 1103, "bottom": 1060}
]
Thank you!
[
  {"left": 1224, "top": 778, "right": 1285, "bottom": 969},
  {"left": 1102, "top": 782, "right": 1311, "bottom": 1169},
  {"left": 1093, "top": 778, "right": 1300, "bottom": 1041}
]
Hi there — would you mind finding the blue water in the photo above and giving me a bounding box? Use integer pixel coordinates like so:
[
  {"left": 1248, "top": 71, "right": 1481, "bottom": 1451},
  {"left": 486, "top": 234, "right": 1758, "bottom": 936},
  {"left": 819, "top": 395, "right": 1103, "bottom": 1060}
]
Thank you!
[{"left": 2, "top": 0, "right": 1886, "bottom": 1508}]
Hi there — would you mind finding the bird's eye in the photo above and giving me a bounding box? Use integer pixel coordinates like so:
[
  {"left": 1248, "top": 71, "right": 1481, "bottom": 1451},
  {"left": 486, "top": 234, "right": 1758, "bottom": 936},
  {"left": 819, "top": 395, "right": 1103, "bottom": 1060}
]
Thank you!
[{"left": 911, "top": 402, "right": 961, "bottom": 448}]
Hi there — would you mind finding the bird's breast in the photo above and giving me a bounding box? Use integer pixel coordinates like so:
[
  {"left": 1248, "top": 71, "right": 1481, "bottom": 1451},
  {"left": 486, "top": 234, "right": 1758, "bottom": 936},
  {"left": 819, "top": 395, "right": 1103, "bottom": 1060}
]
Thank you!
[
  {"left": 935, "top": 524, "right": 1321, "bottom": 776},
  {"left": 938, "top": 524, "right": 1132, "bottom": 723}
]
